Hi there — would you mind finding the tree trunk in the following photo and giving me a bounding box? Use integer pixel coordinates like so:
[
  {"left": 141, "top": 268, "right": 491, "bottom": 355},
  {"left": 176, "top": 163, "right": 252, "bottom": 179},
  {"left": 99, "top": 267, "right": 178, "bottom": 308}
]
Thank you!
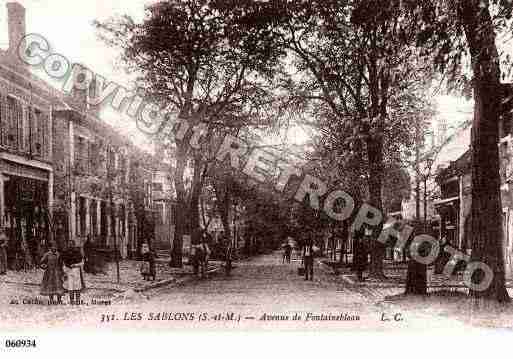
[
  {"left": 458, "top": 0, "right": 510, "bottom": 302},
  {"left": 367, "top": 135, "right": 386, "bottom": 278},
  {"left": 220, "top": 186, "right": 232, "bottom": 241},
  {"left": 170, "top": 143, "right": 188, "bottom": 268},
  {"left": 405, "top": 223, "right": 427, "bottom": 295},
  {"left": 423, "top": 178, "right": 428, "bottom": 228},
  {"left": 189, "top": 157, "right": 204, "bottom": 245},
  {"left": 405, "top": 260, "right": 427, "bottom": 295}
]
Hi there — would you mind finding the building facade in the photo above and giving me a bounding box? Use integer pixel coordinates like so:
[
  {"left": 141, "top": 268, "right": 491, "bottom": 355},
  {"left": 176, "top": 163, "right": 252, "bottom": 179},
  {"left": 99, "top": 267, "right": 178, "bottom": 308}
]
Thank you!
[
  {"left": 0, "top": 2, "right": 59, "bottom": 267},
  {"left": 435, "top": 84, "right": 513, "bottom": 277},
  {"left": 1, "top": 2, "right": 162, "bottom": 264}
]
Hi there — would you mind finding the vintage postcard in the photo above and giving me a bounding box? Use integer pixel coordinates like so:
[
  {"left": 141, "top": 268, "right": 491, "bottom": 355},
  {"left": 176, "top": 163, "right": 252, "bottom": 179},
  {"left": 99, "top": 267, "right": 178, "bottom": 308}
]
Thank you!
[{"left": 1, "top": 0, "right": 513, "bottom": 353}]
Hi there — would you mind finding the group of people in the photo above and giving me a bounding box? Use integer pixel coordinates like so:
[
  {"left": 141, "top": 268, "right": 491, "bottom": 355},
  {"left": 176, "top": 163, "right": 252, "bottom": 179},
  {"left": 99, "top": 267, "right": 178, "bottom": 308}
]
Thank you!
[
  {"left": 190, "top": 231, "right": 235, "bottom": 278},
  {"left": 281, "top": 225, "right": 373, "bottom": 282},
  {"left": 190, "top": 241, "right": 211, "bottom": 278},
  {"left": 282, "top": 231, "right": 318, "bottom": 281},
  {"left": 39, "top": 241, "right": 86, "bottom": 305}
]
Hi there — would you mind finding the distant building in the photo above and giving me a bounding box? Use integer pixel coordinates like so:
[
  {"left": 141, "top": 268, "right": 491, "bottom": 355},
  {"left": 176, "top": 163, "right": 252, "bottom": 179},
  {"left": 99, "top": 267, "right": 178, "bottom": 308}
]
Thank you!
[
  {"left": 434, "top": 84, "right": 513, "bottom": 277},
  {"left": 152, "top": 165, "right": 176, "bottom": 250}
]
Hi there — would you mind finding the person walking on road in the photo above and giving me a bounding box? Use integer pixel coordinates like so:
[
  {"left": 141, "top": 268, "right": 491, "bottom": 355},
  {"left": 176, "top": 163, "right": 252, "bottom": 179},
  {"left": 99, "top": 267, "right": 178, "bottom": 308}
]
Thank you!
[
  {"left": 282, "top": 242, "right": 292, "bottom": 264},
  {"left": 302, "top": 233, "right": 315, "bottom": 281},
  {"left": 225, "top": 241, "right": 233, "bottom": 276},
  {"left": 40, "top": 242, "right": 64, "bottom": 304}
]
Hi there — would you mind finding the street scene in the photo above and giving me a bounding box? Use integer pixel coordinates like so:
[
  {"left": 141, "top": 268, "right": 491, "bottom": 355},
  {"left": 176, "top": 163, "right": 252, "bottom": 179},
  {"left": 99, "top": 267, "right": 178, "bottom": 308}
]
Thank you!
[
  {"left": 0, "top": 251, "right": 487, "bottom": 330},
  {"left": 1, "top": 0, "right": 513, "bottom": 335}
]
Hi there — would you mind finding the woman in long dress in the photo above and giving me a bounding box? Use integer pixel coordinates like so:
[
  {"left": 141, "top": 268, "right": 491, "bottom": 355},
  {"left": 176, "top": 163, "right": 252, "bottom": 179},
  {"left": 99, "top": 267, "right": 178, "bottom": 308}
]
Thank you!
[
  {"left": 40, "top": 242, "right": 64, "bottom": 304},
  {"left": 62, "top": 243, "right": 85, "bottom": 305},
  {"left": 0, "top": 228, "right": 8, "bottom": 275}
]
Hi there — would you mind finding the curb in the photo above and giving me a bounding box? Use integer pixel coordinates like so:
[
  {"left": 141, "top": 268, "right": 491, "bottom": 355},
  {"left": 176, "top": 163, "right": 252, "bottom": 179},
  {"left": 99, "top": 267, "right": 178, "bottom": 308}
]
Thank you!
[
  {"left": 133, "top": 266, "right": 222, "bottom": 292},
  {"left": 2, "top": 266, "right": 223, "bottom": 294},
  {"left": 2, "top": 280, "right": 126, "bottom": 293}
]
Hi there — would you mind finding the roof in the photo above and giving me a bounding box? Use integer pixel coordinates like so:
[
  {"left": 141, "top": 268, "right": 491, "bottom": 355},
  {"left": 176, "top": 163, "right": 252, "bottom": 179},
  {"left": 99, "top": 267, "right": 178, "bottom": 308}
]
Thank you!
[
  {"left": 432, "top": 121, "right": 472, "bottom": 175},
  {"left": 0, "top": 51, "right": 159, "bottom": 169}
]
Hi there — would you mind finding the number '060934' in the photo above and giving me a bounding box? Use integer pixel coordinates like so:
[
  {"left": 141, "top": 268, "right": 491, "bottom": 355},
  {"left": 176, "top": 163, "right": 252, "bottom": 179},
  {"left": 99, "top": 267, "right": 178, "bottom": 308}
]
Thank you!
[{"left": 5, "top": 339, "right": 37, "bottom": 348}]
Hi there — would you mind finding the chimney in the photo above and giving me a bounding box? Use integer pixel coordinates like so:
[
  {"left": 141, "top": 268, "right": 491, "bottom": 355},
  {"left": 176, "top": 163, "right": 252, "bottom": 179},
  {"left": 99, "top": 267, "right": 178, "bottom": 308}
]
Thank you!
[{"left": 7, "top": 2, "right": 26, "bottom": 56}]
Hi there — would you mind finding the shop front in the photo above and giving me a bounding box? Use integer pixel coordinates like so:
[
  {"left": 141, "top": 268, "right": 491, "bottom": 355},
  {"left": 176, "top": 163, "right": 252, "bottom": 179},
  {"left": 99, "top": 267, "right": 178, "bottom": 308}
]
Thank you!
[{"left": 1, "top": 159, "right": 51, "bottom": 269}]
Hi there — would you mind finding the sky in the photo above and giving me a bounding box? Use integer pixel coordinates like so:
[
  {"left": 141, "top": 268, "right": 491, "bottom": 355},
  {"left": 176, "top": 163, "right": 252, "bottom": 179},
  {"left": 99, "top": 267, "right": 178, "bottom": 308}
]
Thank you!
[{"left": 0, "top": 0, "right": 474, "bottom": 153}]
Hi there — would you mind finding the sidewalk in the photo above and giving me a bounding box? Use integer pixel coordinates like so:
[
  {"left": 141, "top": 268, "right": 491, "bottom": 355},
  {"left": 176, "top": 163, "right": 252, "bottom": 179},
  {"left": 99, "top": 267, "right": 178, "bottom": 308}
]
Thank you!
[
  {"left": 0, "top": 259, "right": 219, "bottom": 294},
  {"left": 318, "top": 258, "right": 513, "bottom": 297}
]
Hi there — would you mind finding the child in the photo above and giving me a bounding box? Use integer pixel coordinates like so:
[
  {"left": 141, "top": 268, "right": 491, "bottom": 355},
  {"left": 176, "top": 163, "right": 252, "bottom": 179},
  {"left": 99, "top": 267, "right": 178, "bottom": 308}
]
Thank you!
[
  {"left": 62, "top": 242, "right": 85, "bottom": 305},
  {"left": 141, "top": 243, "right": 156, "bottom": 281}
]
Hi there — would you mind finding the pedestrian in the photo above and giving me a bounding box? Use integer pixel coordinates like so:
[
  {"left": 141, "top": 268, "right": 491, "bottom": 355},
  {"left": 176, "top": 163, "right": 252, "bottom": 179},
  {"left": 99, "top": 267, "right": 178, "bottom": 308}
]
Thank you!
[
  {"left": 62, "top": 242, "right": 85, "bottom": 305},
  {"left": 83, "top": 236, "right": 95, "bottom": 274},
  {"left": 283, "top": 242, "right": 292, "bottom": 264},
  {"left": 200, "top": 239, "right": 211, "bottom": 278},
  {"left": 140, "top": 242, "right": 156, "bottom": 281},
  {"left": 0, "top": 228, "right": 9, "bottom": 275},
  {"left": 302, "top": 233, "right": 315, "bottom": 281},
  {"left": 353, "top": 226, "right": 368, "bottom": 282},
  {"left": 40, "top": 242, "right": 64, "bottom": 304},
  {"left": 225, "top": 241, "right": 233, "bottom": 276}
]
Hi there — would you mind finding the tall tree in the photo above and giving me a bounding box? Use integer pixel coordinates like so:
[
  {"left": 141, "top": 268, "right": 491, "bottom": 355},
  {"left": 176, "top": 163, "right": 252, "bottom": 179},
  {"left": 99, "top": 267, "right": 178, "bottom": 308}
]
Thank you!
[
  {"left": 458, "top": 0, "right": 510, "bottom": 302},
  {"left": 416, "top": 0, "right": 512, "bottom": 302},
  {"left": 96, "top": 0, "right": 283, "bottom": 266},
  {"left": 252, "top": 0, "right": 434, "bottom": 277}
]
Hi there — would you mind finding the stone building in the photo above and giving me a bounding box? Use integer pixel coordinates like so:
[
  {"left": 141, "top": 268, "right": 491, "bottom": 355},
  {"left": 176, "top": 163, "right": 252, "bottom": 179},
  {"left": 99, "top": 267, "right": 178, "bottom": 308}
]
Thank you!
[
  {"left": 0, "top": 2, "right": 161, "bottom": 263},
  {"left": 0, "top": 2, "right": 60, "bottom": 266}
]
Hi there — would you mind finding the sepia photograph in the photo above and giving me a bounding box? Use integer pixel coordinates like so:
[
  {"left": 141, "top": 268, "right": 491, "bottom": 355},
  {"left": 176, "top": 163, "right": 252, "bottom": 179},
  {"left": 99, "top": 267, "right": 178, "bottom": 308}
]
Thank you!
[{"left": 1, "top": 0, "right": 513, "bottom": 355}]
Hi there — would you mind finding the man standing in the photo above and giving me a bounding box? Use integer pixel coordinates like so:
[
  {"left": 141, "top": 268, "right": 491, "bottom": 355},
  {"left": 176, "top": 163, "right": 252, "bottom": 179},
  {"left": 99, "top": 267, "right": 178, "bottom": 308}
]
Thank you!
[
  {"left": 225, "top": 242, "right": 233, "bottom": 276},
  {"left": 302, "top": 232, "right": 315, "bottom": 281},
  {"left": 353, "top": 227, "right": 368, "bottom": 282}
]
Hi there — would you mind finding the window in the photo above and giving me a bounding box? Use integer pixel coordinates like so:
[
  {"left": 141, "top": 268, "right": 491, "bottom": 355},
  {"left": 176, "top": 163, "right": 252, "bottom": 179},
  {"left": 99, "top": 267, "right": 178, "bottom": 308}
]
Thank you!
[
  {"left": 119, "top": 204, "right": 126, "bottom": 237},
  {"left": 108, "top": 149, "right": 116, "bottom": 171},
  {"left": 90, "top": 200, "right": 98, "bottom": 237},
  {"left": 153, "top": 182, "right": 163, "bottom": 192},
  {"left": 6, "top": 96, "right": 22, "bottom": 150},
  {"left": 89, "top": 142, "right": 100, "bottom": 176},
  {"left": 79, "top": 197, "right": 86, "bottom": 236},
  {"left": 32, "top": 108, "right": 45, "bottom": 157},
  {"left": 75, "top": 136, "right": 89, "bottom": 173},
  {"left": 155, "top": 203, "right": 164, "bottom": 225}
]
